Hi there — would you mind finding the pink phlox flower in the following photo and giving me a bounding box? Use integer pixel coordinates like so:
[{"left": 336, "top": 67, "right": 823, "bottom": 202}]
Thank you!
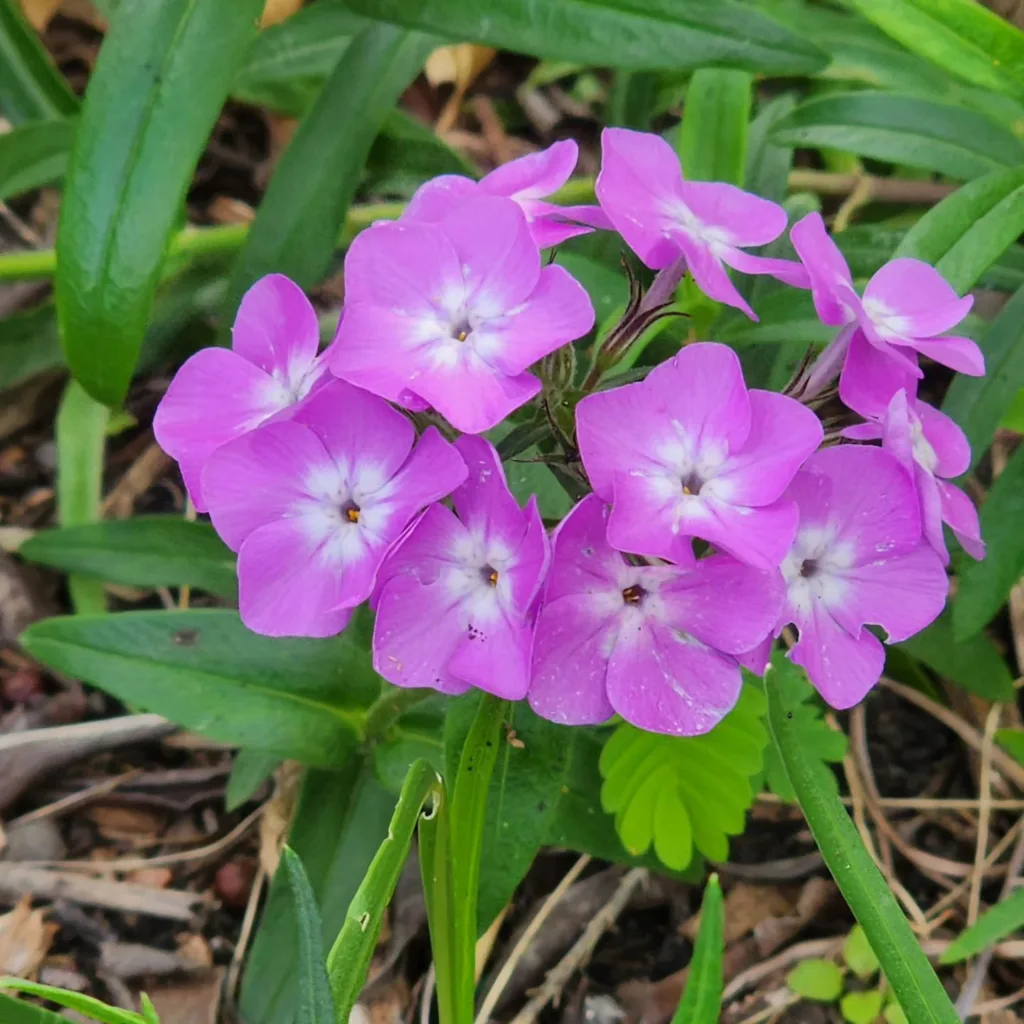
[
  {"left": 845, "top": 390, "right": 985, "bottom": 563},
  {"left": 330, "top": 194, "right": 595, "bottom": 434},
  {"left": 372, "top": 436, "right": 549, "bottom": 699},
  {"left": 778, "top": 445, "right": 948, "bottom": 709},
  {"left": 575, "top": 342, "right": 823, "bottom": 571},
  {"left": 201, "top": 379, "right": 467, "bottom": 639},
  {"left": 790, "top": 212, "right": 984, "bottom": 417},
  {"left": 153, "top": 274, "right": 329, "bottom": 511},
  {"left": 594, "top": 127, "right": 809, "bottom": 320},
  {"left": 527, "top": 495, "right": 784, "bottom": 737},
  {"left": 403, "top": 139, "right": 610, "bottom": 248}
]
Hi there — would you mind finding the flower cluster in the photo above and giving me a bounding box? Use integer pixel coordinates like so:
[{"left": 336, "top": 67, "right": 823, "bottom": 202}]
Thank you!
[{"left": 155, "top": 130, "right": 986, "bottom": 736}]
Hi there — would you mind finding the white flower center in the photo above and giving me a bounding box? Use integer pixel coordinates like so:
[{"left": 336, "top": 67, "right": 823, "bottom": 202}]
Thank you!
[
  {"left": 910, "top": 417, "right": 939, "bottom": 474},
  {"left": 782, "top": 524, "right": 855, "bottom": 619}
]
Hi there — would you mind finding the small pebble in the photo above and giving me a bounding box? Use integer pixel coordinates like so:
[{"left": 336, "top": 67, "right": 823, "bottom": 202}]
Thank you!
[
  {"left": 6, "top": 817, "right": 67, "bottom": 861},
  {"left": 215, "top": 857, "right": 256, "bottom": 909}
]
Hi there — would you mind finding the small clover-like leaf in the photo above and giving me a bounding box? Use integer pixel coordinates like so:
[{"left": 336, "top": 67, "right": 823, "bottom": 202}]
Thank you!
[
  {"left": 884, "top": 998, "right": 909, "bottom": 1024},
  {"left": 599, "top": 685, "right": 769, "bottom": 870},
  {"left": 843, "top": 925, "right": 880, "bottom": 979},
  {"left": 759, "top": 658, "right": 847, "bottom": 802},
  {"left": 787, "top": 960, "right": 843, "bottom": 1002},
  {"left": 841, "top": 989, "right": 884, "bottom": 1024}
]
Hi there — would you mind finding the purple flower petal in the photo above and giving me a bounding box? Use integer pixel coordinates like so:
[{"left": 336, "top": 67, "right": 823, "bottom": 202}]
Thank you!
[
  {"left": 737, "top": 637, "right": 773, "bottom": 676},
  {"left": 917, "top": 400, "right": 971, "bottom": 478},
  {"left": 839, "top": 327, "right": 919, "bottom": 420},
  {"left": 862, "top": 258, "right": 973, "bottom": 338},
  {"left": 237, "top": 518, "right": 355, "bottom": 639},
  {"left": 403, "top": 174, "right": 478, "bottom": 223},
  {"left": 677, "top": 180, "right": 788, "bottom": 248},
  {"left": 682, "top": 497, "right": 800, "bottom": 572},
  {"left": 721, "top": 248, "right": 810, "bottom": 289},
  {"left": 154, "top": 348, "right": 283, "bottom": 511},
  {"left": 447, "top": 612, "right": 534, "bottom": 699},
  {"left": 789, "top": 603, "right": 886, "bottom": 711},
  {"left": 674, "top": 232, "right": 756, "bottom": 319},
  {"left": 541, "top": 495, "right": 624, "bottom": 602},
  {"left": 606, "top": 620, "right": 742, "bottom": 736},
  {"left": 937, "top": 480, "right": 986, "bottom": 560},
  {"left": 409, "top": 363, "right": 542, "bottom": 434},
  {"left": 790, "top": 212, "right": 858, "bottom": 327},
  {"left": 904, "top": 334, "right": 986, "bottom": 377},
  {"left": 231, "top": 274, "right": 321, "bottom": 380},
  {"left": 203, "top": 420, "right": 333, "bottom": 552},
  {"left": 480, "top": 138, "right": 578, "bottom": 199},
  {"left": 605, "top": 472, "right": 698, "bottom": 567},
  {"left": 376, "top": 425, "right": 469, "bottom": 520},
  {"left": 595, "top": 127, "right": 685, "bottom": 269},
  {"left": 711, "top": 390, "right": 823, "bottom": 506}
]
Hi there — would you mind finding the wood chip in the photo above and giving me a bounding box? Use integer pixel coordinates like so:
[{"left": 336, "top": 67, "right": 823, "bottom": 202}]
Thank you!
[
  {"left": 0, "top": 864, "right": 206, "bottom": 922},
  {"left": 0, "top": 896, "right": 57, "bottom": 977}
]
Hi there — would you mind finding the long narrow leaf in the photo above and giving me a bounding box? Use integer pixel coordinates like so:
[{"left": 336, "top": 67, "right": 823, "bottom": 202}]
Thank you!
[
  {"left": 55, "top": 0, "right": 263, "bottom": 405},
  {"left": 940, "top": 888, "right": 1024, "bottom": 964},
  {"left": 671, "top": 875, "right": 725, "bottom": 1024},
  {"left": 0, "top": 0, "right": 78, "bottom": 123},
  {"left": 55, "top": 380, "right": 108, "bottom": 615},
  {"left": 221, "top": 23, "right": 435, "bottom": 330},
  {"left": 0, "top": 118, "right": 73, "bottom": 201},
  {"left": 327, "top": 760, "right": 440, "bottom": 1020},
  {"left": 0, "top": 991, "right": 69, "bottom": 1024},
  {"left": 0, "top": 980, "right": 144, "bottom": 1024},
  {"left": 679, "top": 69, "right": 752, "bottom": 186},
  {"left": 281, "top": 848, "right": 335, "bottom": 1024},
  {"left": 765, "top": 657, "right": 960, "bottom": 1024}
]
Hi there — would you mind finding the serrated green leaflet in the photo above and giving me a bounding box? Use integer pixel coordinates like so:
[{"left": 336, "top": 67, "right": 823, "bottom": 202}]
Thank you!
[
  {"left": 765, "top": 656, "right": 959, "bottom": 1024},
  {"left": 600, "top": 685, "right": 768, "bottom": 868},
  {"left": 22, "top": 609, "right": 379, "bottom": 766}
]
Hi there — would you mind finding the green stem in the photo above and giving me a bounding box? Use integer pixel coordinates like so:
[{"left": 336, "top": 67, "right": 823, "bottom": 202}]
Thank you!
[
  {"left": 440, "top": 693, "right": 507, "bottom": 1024},
  {"left": 361, "top": 685, "right": 432, "bottom": 742},
  {"left": 764, "top": 662, "right": 959, "bottom": 1024},
  {"left": 0, "top": 181, "right": 596, "bottom": 283}
]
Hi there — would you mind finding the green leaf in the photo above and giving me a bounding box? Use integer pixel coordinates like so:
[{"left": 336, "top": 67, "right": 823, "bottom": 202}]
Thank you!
[
  {"left": 944, "top": 284, "right": 1024, "bottom": 469},
  {"left": 844, "top": 925, "right": 881, "bottom": 979},
  {"left": 787, "top": 960, "right": 844, "bottom": 1002},
  {"left": 22, "top": 609, "right": 379, "bottom": 766},
  {"left": 21, "top": 517, "right": 237, "bottom": 599},
  {"left": 760, "top": 663, "right": 847, "bottom": 803},
  {"left": 895, "top": 167, "right": 1024, "bottom": 294},
  {"left": 0, "top": 118, "right": 73, "bottom": 201},
  {"left": 327, "top": 760, "right": 440, "bottom": 1020},
  {"left": 343, "top": 0, "right": 826, "bottom": 73},
  {"left": 745, "top": 93, "right": 798, "bottom": 203},
  {"left": 885, "top": 1000, "right": 910, "bottom": 1024},
  {"left": 996, "top": 728, "right": 1024, "bottom": 768},
  {"left": 679, "top": 69, "right": 752, "bottom": 186},
  {"left": 55, "top": 379, "right": 108, "bottom": 615},
  {"left": 220, "top": 23, "right": 435, "bottom": 332},
  {"left": 844, "top": 0, "right": 1024, "bottom": 98},
  {"left": 841, "top": 989, "right": 885, "bottom": 1024},
  {"left": 0, "top": 0, "right": 78, "bottom": 124},
  {"left": 954, "top": 443, "right": 1024, "bottom": 639},
  {"left": 226, "top": 750, "right": 280, "bottom": 812},
  {"left": 765, "top": 656, "right": 960, "bottom": 1024},
  {"left": 1001, "top": 389, "right": 1024, "bottom": 433},
  {"left": 940, "top": 886, "right": 1024, "bottom": 964},
  {"left": 241, "top": 764, "right": 396, "bottom": 1024},
  {"left": 232, "top": 1, "right": 366, "bottom": 115},
  {"left": 55, "top": 0, "right": 263, "bottom": 406},
  {"left": 897, "top": 611, "right": 1014, "bottom": 701},
  {"left": 0, "top": 301, "right": 61, "bottom": 392},
  {"left": 0, "top": 980, "right": 144, "bottom": 1024},
  {"left": 0, "top": 992, "right": 69, "bottom": 1024},
  {"left": 600, "top": 685, "right": 769, "bottom": 868},
  {"left": 671, "top": 875, "right": 724, "bottom": 1024},
  {"left": 281, "top": 848, "right": 335, "bottom": 1024},
  {"left": 770, "top": 92, "right": 1024, "bottom": 181}
]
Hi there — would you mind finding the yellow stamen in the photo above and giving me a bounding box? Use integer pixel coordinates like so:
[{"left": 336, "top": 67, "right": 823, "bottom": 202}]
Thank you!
[
  {"left": 346, "top": 507, "right": 360, "bottom": 523},
  {"left": 622, "top": 584, "right": 644, "bottom": 604},
  {"left": 488, "top": 569, "right": 499, "bottom": 586},
  {"left": 456, "top": 329, "right": 468, "bottom": 342}
]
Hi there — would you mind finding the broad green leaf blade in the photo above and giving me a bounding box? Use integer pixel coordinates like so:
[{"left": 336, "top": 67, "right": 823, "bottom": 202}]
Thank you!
[
  {"left": 846, "top": 0, "right": 1024, "bottom": 98},
  {"left": 944, "top": 284, "right": 1024, "bottom": 469},
  {"left": 231, "top": 1, "right": 367, "bottom": 116},
  {"left": 226, "top": 750, "right": 281, "bottom": 812},
  {"left": 55, "top": 0, "right": 263, "bottom": 405},
  {"left": 897, "top": 611, "right": 1015, "bottom": 702},
  {"left": 954, "top": 444, "right": 1024, "bottom": 639},
  {"left": 679, "top": 69, "right": 752, "bottom": 186},
  {"left": 55, "top": 379, "right": 108, "bottom": 615},
  {"left": 21, "top": 517, "right": 237, "bottom": 599},
  {"left": 0, "top": 303, "right": 61, "bottom": 391},
  {"left": 671, "top": 875, "right": 724, "bottom": 1024},
  {"left": 343, "top": 0, "right": 827, "bottom": 73},
  {"left": 996, "top": 728, "right": 1024, "bottom": 768},
  {"left": 745, "top": 93, "right": 798, "bottom": 203},
  {"left": 241, "top": 764, "right": 395, "bottom": 1024},
  {"left": 770, "top": 92, "right": 1024, "bottom": 180},
  {"left": 221, "top": 23, "right": 435, "bottom": 332},
  {"left": 0, "top": 991, "right": 69, "bottom": 1024},
  {"left": 895, "top": 167, "right": 1024, "bottom": 293},
  {"left": 765, "top": 657, "right": 960, "bottom": 1024},
  {"left": 281, "top": 848, "right": 335, "bottom": 1024},
  {"left": 21, "top": 609, "right": 379, "bottom": 765},
  {"left": 940, "top": 887, "right": 1024, "bottom": 963},
  {"left": 0, "top": 118, "right": 73, "bottom": 201},
  {"left": 327, "top": 760, "right": 439, "bottom": 1021},
  {"left": 0, "top": 980, "right": 143, "bottom": 1024},
  {"left": 0, "top": 0, "right": 78, "bottom": 123}
]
